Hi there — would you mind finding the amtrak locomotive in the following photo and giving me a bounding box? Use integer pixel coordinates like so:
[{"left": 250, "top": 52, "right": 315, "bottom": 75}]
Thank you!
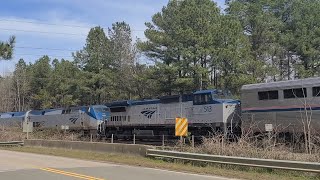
[
  {"left": 0, "top": 105, "right": 110, "bottom": 134},
  {"left": 103, "top": 90, "right": 241, "bottom": 139}
]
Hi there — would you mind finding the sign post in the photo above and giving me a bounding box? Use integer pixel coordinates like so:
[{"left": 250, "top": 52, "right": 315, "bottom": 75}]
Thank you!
[
  {"left": 265, "top": 124, "right": 273, "bottom": 146},
  {"left": 265, "top": 124, "right": 273, "bottom": 132},
  {"left": 61, "top": 125, "right": 69, "bottom": 134}
]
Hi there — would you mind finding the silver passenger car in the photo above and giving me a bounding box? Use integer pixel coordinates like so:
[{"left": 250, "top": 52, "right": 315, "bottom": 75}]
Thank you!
[{"left": 241, "top": 77, "right": 320, "bottom": 135}]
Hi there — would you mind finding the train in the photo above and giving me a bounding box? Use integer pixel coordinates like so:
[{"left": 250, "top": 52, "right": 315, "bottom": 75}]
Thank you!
[
  {"left": 1, "top": 77, "right": 320, "bottom": 139},
  {"left": 0, "top": 105, "right": 110, "bottom": 135},
  {"left": 0, "top": 90, "right": 241, "bottom": 139}
]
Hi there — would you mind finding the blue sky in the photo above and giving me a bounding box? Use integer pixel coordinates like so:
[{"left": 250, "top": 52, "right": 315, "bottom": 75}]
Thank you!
[{"left": 0, "top": 0, "right": 225, "bottom": 75}]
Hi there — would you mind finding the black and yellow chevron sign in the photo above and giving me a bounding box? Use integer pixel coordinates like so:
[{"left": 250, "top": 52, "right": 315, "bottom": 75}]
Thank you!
[{"left": 175, "top": 117, "right": 188, "bottom": 136}]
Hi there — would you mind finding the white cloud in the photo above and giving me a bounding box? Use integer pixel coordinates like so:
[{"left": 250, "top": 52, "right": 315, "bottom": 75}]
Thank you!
[
  {"left": 20, "top": 0, "right": 162, "bottom": 14},
  {"left": 0, "top": 16, "right": 91, "bottom": 40},
  {"left": 0, "top": 14, "right": 148, "bottom": 74},
  {"left": 0, "top": 14, "right": 94, "bottom": 74},
  {"left": 93, "top": 1, "right": 161, "bottom": 14}
]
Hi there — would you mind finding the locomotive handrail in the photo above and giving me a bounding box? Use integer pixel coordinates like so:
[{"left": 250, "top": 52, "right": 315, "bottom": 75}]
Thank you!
[{"left": 146, "top": 149, "right": 320, "bottom": 173}]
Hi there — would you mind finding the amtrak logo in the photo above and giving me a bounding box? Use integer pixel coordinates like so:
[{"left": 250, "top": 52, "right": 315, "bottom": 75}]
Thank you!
[
  {"left": 69, "top": 117, "right": 78, "bottom": 124},
  {"left": 141, "top": 110, "right": 156, "bottom": 119}
]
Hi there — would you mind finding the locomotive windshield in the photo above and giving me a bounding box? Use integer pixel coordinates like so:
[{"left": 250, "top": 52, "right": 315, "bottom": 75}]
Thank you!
[
  {"left": 193, "top": 90, "right": 232, "bottom": 105},
  {"left": 90, "top": 105, "right": 111, "bottom": 121}
]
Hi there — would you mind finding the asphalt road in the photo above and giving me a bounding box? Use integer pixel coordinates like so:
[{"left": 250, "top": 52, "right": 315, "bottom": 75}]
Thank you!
[{"left": 0, "top": 150, "right": 234, "bottom": 180}]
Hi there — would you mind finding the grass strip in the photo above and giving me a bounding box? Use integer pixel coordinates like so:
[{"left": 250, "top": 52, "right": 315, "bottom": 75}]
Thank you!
[{"left": 1, "top": 146, "right": 319, "bottom": 180}]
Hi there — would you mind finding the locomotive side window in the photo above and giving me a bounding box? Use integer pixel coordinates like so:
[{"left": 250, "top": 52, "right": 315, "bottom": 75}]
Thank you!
[
  {"left": 258, "top": 90, "right": 278, "bottom": 100},
  {"left": 193, "top": 93, "right": 212, "bottom": 105},
  {"left": 62, "top": 109, "right": 71, "bottom": 114},
  {"left": 313, "top": 86, "right": 320, "bottom": 96},
  {"left": 194, "top": 95, "right": 201, "bottom": 104},
  {"left": 110, "top": 107, "right": 126, "bottom": 112},
  {"left": 283, "top": 88, "right": 307, "bottom": 98}
]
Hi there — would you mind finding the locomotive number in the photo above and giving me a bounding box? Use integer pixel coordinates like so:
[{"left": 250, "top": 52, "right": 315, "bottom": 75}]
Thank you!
[{"left": 204, "top": 106, "right": 212, "bottom": 112}]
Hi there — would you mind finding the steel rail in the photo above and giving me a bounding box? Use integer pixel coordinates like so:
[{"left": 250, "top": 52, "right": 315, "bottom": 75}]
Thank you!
[{"left": 146, "top": 149, "right": 320, "bottom": 173}]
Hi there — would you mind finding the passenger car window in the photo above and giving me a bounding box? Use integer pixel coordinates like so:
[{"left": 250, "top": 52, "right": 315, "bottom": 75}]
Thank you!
[
  {"left": 283, "top": 88, "right": 306, "bottom": 98},
  {"left": 258, "top": 91, "right": 278, "bottom": 100},
  {"left": 258, "top": 91, "right": 268, "bottom": 100},
  {"left": 312, "top": 86, "right": 320, "bottom": 97},
  {"left": 268, "top": 91, "right": 278, "bottom": 99}
]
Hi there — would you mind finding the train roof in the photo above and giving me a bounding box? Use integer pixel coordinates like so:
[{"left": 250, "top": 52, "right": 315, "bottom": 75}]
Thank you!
[
  {"left": 131, "top": 99, "right": 160, "bottom": 105},
  {"left": 107, "top": 99, "right": 161, "bottom": 107},
  {"left": 91, "top": 105, "right": 108, "bottom": 108},
  {"left": 106, "top": 90, "right": 234, "bottom": 107},
  {"left": 106, "top": 93, "right": 197, "bottom": 107},
  {"left": 241, "top": 77, "right": 320, "bottom": 91},
  {"left": 0, "top": 105, "right": 106, "bottom": 117},
  {"left": 0, "top": 111, "right": 26, "bottom": 118},
  {"left": 106, "top": 100, "right": 132, "bottom": 107},
  {"left": 194, "top": 89, "right": 218, "bottom": 95}
]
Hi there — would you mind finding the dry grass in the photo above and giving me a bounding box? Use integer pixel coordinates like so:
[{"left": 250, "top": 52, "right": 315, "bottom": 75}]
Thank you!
[
  {"left": 1, "top": 146, "right": 319, "bottom": 180},
  {"left": 0, "top": 128, "right": 84, "bottom": 142},
  {"left": 30, "top": 129, "right": 81, "bottom": 141},
  {"left": 172, "top": 135, "right": 320, "bottom": 163},
  {"left": 0, "top": 128, "right": 25, "bottom": 141}
]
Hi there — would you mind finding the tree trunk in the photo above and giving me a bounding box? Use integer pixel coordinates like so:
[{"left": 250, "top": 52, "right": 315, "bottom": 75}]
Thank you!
[{"left": 287, "top": 52, "right": 291, "bottom": 80}]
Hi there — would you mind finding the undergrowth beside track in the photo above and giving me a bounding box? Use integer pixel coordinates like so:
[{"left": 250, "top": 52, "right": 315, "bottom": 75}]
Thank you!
[
  {"left": 0, "top": 146, "right": 319, "bottom": 180},
  {"left": 169, "top": 136, "right": 320, "bottom": 162}
]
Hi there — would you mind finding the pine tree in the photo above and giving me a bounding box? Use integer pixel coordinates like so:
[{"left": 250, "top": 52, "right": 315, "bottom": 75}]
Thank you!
[{"left": 0, "top": 36, "right": 15, "bottom": 60}]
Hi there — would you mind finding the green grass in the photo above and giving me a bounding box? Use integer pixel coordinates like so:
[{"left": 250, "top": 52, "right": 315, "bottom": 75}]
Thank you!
[{"left": 1, "top": 146, "right": 319, "bottom": 180}]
